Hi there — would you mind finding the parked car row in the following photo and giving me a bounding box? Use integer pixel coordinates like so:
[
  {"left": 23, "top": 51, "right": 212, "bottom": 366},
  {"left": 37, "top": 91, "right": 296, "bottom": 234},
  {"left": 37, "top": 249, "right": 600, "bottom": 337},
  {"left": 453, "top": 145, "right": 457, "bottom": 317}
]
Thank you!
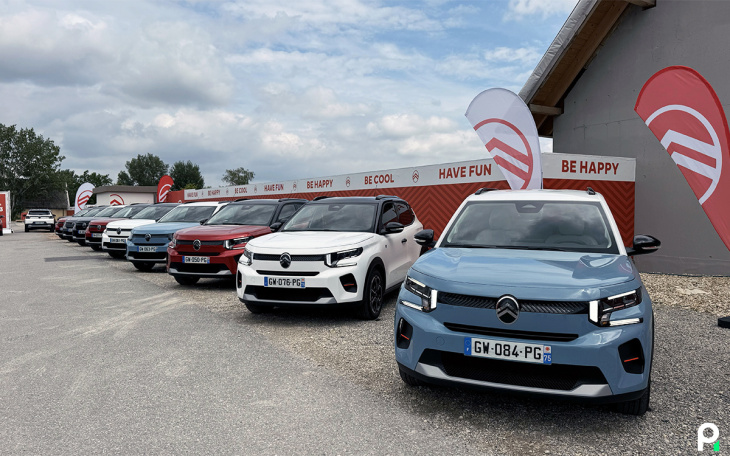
[{"left": 48, "top": 189, "right": 662, "bottom": 415}]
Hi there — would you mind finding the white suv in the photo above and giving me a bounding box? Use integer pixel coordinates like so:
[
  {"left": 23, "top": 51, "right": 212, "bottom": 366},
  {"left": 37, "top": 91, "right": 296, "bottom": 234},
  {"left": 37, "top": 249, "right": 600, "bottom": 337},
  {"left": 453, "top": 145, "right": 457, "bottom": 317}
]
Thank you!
[
  {"left": 236, "top": 196, "right": 423, "bottom": 319},
  {"left": 24, "top": 209, "right": 55, "bottom": 232}
]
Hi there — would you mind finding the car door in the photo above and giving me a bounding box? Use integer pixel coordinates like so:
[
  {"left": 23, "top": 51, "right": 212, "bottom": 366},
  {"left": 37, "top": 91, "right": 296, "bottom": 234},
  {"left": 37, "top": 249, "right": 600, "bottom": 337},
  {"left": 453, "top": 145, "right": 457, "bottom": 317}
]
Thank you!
[
  {"left": 395, "top": 202, "right": 422, "bottom": 270},
  {"left": 379, "top": 202, "right": 410, "bottom": 287}
]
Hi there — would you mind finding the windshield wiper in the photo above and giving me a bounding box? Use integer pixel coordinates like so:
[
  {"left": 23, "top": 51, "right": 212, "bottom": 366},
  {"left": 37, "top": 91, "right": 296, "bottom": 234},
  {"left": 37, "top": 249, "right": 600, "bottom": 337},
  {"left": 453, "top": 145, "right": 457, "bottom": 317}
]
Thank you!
[
  {"left": 499, "top": 246, "right": 569, "bottom": 251},
  {"left": 445, "top": 244, "right": 499, "bottom": 249}
]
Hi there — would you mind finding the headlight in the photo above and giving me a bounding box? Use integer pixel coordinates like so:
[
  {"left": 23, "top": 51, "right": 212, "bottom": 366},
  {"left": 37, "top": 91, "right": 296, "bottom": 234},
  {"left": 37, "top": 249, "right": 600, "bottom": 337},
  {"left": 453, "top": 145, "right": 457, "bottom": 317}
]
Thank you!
[
  {"left": 239, "top": 247, "right": 253, "bottom": 266},
  {"left": 325, "top": 247, "right": 363, "bottom": 267},
  {"left": 401, "top": 275, "right": 437, "bottom": 312},
  {"left": 225, "top": 236, "right": 252, "bottom": 250},
  {"left": 169, "top": 235, "right": 177, "bottom": 249},
  {"left": 589, "top": 288, "right": 643, "bottom": 327}
]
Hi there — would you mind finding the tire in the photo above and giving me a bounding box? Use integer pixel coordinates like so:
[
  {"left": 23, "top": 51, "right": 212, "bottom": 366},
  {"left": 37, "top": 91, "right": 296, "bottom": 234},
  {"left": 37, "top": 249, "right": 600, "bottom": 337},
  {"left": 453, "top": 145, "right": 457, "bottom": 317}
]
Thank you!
[
  {"left": 174, "top": 276, "right": 199, "bottom": 286},
  {"left": 108, "top": 251, "right": 126, "bottom": 259},
  {"left": 49, "top": 226, "right": 54, "bottom": 232},
  {"left": 90, "top": 245, "right": 102, "bottom": 251},
  {"left": 24, "top": 225, "right": 29, "bottom": 232},
  {"left": 244, "top": 302, "right": 271, "bottom": 314},
  {"left": 399, "top": 366, "right": 425, "bottom": 387},
  {"left": 76, "top": 240, "right": 86, "bottom": 246},
  {"left": 133, "top": 261, "right": 155, "bottom": 272},
  {"left": 615, "top": 382, "right": 650, "bottom": 416},
  {"left": 357, "top": 266, "right": 384, "bottom": 320}
]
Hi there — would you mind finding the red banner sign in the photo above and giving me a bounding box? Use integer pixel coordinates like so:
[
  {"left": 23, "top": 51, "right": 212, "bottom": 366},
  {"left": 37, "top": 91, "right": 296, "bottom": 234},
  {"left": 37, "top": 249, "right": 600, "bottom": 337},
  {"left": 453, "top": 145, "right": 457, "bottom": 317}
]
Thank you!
[
  {"left": 0, "top": 193, "right": 7, "bottom": 231},
  {"left": 635, "top": 66, "right": 730, "bottom": 250},
  {"left": 157, "top": 175, "right": 174, "bottom": 203}
]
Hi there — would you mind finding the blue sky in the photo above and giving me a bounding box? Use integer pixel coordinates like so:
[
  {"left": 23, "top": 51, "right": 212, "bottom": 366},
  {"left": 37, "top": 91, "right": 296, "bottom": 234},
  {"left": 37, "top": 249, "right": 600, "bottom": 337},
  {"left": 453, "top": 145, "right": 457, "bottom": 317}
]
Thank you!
[{"left": 0, "top": 0, "right": 579, "bottom": 187}]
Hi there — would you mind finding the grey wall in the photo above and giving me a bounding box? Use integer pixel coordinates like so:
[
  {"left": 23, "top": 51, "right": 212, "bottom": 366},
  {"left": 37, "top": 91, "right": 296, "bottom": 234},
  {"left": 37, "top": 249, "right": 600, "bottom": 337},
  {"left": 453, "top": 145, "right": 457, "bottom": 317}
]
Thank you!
[{"left": 553, "top": 0, "right": 730, "bottom": 274}]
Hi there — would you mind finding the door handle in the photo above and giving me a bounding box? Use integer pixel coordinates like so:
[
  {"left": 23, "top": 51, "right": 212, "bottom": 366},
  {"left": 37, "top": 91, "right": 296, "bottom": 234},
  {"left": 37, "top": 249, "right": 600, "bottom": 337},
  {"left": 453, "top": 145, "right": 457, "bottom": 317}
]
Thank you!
[{"left": 401, "top": 238, "right": 407, "bottom": 244}]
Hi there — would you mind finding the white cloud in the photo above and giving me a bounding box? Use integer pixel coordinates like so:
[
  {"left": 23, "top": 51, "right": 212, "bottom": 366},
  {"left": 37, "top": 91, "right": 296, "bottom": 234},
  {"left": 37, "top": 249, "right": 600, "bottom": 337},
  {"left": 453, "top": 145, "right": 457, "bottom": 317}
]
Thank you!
[{"left": 505, "top": 0, "right": 579, "bottom": 20}]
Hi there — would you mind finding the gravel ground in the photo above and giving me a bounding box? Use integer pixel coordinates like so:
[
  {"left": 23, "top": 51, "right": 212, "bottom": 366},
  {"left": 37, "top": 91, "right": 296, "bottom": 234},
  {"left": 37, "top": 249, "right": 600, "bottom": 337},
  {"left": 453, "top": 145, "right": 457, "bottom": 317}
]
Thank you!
[{"left": 33, "top": 228, "right": 730, "bottom": 455}]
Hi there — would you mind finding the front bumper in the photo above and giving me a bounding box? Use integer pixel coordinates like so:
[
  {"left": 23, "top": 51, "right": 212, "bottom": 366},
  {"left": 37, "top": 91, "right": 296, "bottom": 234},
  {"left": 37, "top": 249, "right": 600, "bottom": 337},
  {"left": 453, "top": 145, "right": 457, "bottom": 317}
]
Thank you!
[
  {"left": 167, "top": 248, "right": 239, "bottom": 278},
  {"left": 126, "top": 241, "right": 169, "bottom": 263},
  {"left": 102, "top": 234, "right": 130, "bottom": 251},
  {"left": 236, "top": 261, "right": 365, "bottom": 306},
  {"left": 394, "top": 293, "right": 652, "bottom": 401}
]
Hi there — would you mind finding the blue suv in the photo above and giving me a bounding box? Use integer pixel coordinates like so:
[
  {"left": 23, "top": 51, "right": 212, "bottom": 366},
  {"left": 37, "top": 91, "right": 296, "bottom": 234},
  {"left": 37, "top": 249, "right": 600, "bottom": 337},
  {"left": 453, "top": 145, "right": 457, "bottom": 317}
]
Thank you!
[
  {"left": 126, "top": 201, "right": 227, "bottom": 271},
  {"left": 394, "top": 188, "right": 660, "bottom": 415}
]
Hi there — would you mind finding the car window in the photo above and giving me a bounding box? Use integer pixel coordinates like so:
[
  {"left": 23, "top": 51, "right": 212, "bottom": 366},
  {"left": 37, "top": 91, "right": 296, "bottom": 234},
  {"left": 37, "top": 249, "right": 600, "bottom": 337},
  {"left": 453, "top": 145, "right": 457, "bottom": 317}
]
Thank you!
[
  {"left": 442, "top": 200, "right": 619, "bottom": 254},
  {"left": 113, "top": 205, "right": 148, "bottom": 218},
  {"left": 395, "top": 202, "right": 415, "bottom": 226},
  {"left": 381, "top": 202, "right": 398, "bottom": 228},
  {"left": 80, "top": 207, "right": 105, "bottom": 217},
  {"left": 276, "top": 204, "right": 302, "bottom": 223},
  {"left": 282, "top": 203, "right": 377, "bottom": 232},
  {"left": 95, "top": 206, "right": 123, "bottom": 217},
  {"left": 132, "top": 205, "right": 176, "bottom": 220},
  {"left": 158, "top": 205, "right": 217, "bottom": 223},
  {"left": 28, "top": 210, "right": 52, "bottom": 216},
  {"left": 205, "top": 204, "right": 277, "bottom": 226}
]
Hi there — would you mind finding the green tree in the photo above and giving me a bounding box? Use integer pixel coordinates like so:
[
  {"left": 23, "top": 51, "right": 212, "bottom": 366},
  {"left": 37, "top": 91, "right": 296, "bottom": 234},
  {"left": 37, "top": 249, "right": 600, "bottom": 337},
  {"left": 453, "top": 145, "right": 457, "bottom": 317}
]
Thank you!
[
  {"left": 170, "top": 160, "right": 204, "bottom": 190},
  {"left": 0, "top": 124, "right": 65, "bottom": 218},
  {"left": 222, "top": 167, "right": 255, "bottom": 186},
  {"left": 116, "top": 153, "right": 168, "bottom": 186},
  {"left": 59, "top": 169, "right": 113, "bottom": 205}
]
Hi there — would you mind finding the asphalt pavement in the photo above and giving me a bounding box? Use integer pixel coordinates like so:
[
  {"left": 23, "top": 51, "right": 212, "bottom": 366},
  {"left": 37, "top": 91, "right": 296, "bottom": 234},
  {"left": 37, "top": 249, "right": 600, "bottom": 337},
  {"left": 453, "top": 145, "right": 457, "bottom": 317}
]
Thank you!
[{"left": 1, "top": 224, "right": 728, "bottom": 455}]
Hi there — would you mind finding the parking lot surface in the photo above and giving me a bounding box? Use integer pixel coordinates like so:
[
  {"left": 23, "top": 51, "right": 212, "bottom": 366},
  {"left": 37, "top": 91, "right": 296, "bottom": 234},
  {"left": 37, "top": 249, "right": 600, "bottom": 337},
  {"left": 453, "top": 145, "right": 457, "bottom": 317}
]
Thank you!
[{"left": 1, "top": 225, "right": 728, "bottom": 455}]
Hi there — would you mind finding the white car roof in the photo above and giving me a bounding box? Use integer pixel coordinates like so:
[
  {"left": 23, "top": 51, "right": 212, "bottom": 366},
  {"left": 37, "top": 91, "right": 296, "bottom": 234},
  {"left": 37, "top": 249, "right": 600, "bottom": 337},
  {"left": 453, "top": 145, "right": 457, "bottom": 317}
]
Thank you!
[{"left": 467, "top": 189, "right": 607, "bottom": 204}]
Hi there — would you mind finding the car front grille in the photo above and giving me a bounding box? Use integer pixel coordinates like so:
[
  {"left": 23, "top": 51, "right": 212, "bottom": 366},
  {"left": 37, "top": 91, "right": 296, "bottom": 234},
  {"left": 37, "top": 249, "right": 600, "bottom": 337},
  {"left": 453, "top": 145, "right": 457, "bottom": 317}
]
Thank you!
[
  {"left": 421, "top": 350, "right": 606, "bottom": 391},
  {"left": 439, "top": 292, "right": 588, "bottom": 314},
  {"left": 177, "top": 240, "right": 224, "bottom": 246},
  {"left": 244, "top": 285, "right": 333, "bottom": 302},
  {"left": 256, "top": 270, "right": 320, "bottom": 277},
  {"left": 103, "top": 242, "right": 126, "bottom": 250},
  {"left": 443, "top": 323, "right": 579, "bottom": 342},
  {"left": 253, "top": 253, "right": 326, "bottom": 262},
  {"left": 170, "top": 263, "right": 229, "bottom": 274}
]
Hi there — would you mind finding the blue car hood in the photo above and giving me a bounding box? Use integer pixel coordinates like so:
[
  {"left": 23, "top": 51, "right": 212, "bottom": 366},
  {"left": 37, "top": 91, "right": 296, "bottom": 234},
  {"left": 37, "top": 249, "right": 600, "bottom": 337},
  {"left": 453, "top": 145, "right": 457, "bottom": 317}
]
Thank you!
[
  {"left": 131, "top": 222, "right": 201, "bottom": 235},
  {"left": 411, "top": 248, "right": 640, "bottom": 301}
]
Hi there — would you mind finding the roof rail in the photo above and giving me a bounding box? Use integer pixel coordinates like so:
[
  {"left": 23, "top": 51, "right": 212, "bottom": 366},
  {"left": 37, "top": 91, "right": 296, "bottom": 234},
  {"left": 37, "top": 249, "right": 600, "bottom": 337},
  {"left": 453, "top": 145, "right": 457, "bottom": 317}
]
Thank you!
[
  {"left": 278, "top": 198, "right": 307, "bottom": 202},
  {"left": 375, "top": 195, "right": 399, "bottom": 200},
  {"left": 475, "top": 187, "right": 499, "bottom": 195},
  {"left": 313, "top": 196, "right": 330, "bottom": 201},
  {"left": 235, "top": 198, "right": 249, "bottom": 202},
  {"left": 586, "top": 187, "right": 596, "bottom": 195}
]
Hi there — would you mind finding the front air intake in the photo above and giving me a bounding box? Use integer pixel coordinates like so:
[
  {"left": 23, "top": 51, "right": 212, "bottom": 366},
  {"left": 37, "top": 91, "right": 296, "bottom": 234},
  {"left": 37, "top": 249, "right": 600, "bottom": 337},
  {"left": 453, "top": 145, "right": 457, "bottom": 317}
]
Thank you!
[{"left": 396, "top": 318, "right": 413, "bottom": 349}]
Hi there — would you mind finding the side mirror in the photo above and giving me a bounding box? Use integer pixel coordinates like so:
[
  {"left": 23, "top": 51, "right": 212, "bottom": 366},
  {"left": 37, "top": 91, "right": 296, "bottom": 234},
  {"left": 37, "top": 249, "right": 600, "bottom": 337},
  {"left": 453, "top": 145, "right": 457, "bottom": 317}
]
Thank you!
[
  {"left": 626, "top": 234, "right": 661, "bottom": 256},
  {"left": 382, "top": 222, "right": 405, "bottom": 234},
  {"left": 414, "top": 229, "right": 436, "bottom": 248},
  {"left": 270, "top": 221, "right": 283, "bottom": 232}
]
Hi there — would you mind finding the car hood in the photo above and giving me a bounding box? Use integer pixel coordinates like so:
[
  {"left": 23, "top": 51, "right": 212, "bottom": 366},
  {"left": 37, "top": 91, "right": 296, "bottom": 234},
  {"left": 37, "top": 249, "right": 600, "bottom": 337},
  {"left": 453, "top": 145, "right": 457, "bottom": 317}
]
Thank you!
[
  {"left": 89, "top": 218, "right": 123, "bottom": 226},
  {"left": 176, "top": 224, "right": 271, "bottom": 240},
  {"left": 248, "top": 231, "right": 376, "bottom": 253},
  {"left": 411, "top": 248, "right": 639, "bottom": 301},
  {"left": 107, "top": 219, "right": 158, "bottom": 230},
  {"left": 131, "top": 222, "right": 202, "bottom": 235}
]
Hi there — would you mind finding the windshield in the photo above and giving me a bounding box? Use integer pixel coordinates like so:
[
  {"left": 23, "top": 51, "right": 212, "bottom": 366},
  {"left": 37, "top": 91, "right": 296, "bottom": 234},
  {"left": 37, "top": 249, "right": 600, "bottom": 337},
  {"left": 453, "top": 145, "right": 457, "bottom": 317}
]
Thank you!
[
  {"left": 112, "top": 205, "right": 149, "bottom": 218},
  {"left": 95, "top": 206, "right": 125, "bottom": 217},
  {"left": 441, "top": 201, "right": 619, "bottom": 254},
  {"left": 78, "top": 207, "right": 104, "bottom": 217},
  {"left": 282, "top": 203, "right": 376, "bottom": 232},
  {"left": 158, "top": 205, "right": 218, "bottom": 223},
  {"left": 28, "top": 210, "right": 51, "bottom": 216},
  {"left": 205, "top": 204, "right": 277, "bottom": 226},
  {"left": 131, "top": 205, "right": 177, "bottom": 220}
]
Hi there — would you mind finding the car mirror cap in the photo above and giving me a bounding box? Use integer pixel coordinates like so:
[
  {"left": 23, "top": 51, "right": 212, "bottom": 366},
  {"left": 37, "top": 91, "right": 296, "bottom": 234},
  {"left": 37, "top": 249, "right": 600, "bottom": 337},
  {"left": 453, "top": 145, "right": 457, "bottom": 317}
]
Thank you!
[
  {"left": 270, "top": 221, "right": 283, "bottom": 232},
  {"left": 627, "top": 234, "right": 661, "bottom": 256},
  {"left": 382, "top": 221, "right": 405, "bottom": 234},
  {"left": 414, "top": 229, "right": 436, "bottom": 247}
]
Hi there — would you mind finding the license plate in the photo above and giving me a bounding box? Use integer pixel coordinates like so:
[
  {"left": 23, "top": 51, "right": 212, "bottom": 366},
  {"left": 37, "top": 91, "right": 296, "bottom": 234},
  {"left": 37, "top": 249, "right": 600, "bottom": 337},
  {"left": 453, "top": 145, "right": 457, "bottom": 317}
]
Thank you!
[
  {"left": 264, "top": 277, "right": 306, "bottom": 288},
  {"left": 464, "top": 337, "right": 552, "bottom": 365},
  {"left": 77, "top": 230, "right": 86, "bottom": 234},
  {"left": 183, "top": 256, "right": 210, "bottom": 264},
  {"left": 33, "top": 221, "right": 41, "bottom": 224},
  {"left": 138, "top": 246, "right": 157, "bottom": 253},
  {"left": 92, "top": 233, "right": 102, "bottom": 238},
  {"left": 110, "top": 237, "right": 126, "bottom": 243}
]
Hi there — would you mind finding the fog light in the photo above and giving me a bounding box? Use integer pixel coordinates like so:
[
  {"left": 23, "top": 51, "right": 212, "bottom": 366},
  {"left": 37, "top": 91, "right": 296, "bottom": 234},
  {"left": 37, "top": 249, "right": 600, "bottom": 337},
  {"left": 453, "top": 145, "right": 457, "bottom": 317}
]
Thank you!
[
  {"left": 618, "top": 339, "right": 645, "bottom": 374},
  {"left": 396, "top": 318, "right": 413, "bottom": 349}
]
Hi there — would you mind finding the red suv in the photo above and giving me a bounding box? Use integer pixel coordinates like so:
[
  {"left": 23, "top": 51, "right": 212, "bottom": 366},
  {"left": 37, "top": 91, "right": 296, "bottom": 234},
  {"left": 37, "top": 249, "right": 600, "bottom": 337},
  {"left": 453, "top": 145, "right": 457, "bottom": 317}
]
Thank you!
[{"left": 167, "top": 198, "right": 307, "bottom": 285}]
